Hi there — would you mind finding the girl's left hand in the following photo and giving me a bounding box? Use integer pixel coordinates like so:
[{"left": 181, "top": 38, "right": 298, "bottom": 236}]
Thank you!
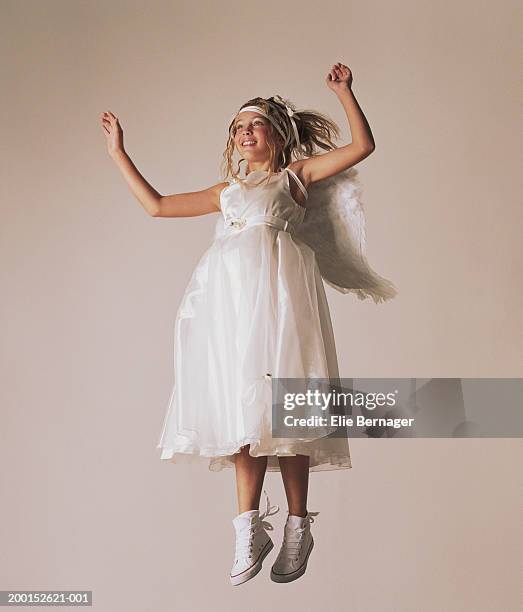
[{"left": 325, "top": 62, "right": 353, "bottom": 93}]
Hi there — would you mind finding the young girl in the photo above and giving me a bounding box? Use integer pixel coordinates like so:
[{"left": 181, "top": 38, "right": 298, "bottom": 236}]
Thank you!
[{"left": 100, "top": 62, "right": 396, "bottom": 586}]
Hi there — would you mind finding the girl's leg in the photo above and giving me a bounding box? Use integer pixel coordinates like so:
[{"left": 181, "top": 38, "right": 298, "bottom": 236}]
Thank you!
[
  {"left": 233, "top": 444, "right": 268, "bottom": 513},
  {"left": 277, "top": 454, "right": 310, "bottom": 517}
]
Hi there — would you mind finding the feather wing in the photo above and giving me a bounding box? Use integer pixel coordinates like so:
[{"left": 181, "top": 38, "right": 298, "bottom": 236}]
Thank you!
[{"left": 294, "top": 167, "right": 398, "bottom": 303}]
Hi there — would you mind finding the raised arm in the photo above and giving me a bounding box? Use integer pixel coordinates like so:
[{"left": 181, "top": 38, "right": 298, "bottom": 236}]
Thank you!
[
  {"left": 100, "top": 110, "right": 225, "bottom": 217},
  {"left": 292, "top": 63, "right": 376, "bottom": 188}
]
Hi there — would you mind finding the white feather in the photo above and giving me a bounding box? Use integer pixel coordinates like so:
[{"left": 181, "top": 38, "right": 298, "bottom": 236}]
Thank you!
[{"left": 294, "top": 167, "right": 398, "bottom": 304}]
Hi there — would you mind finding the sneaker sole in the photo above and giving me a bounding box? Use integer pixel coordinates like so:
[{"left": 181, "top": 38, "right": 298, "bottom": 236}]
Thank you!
[
  {"left": 270, "top": 537, "right": 314, "bottom": 583},
  {"left": 230, "top": 539, "right": 274, "bottom": 586}
]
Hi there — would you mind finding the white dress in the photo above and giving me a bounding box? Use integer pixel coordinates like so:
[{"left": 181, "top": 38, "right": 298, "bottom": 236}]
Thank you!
[{"left": 157, "top": 167, "right": 352, "bottom": 472}]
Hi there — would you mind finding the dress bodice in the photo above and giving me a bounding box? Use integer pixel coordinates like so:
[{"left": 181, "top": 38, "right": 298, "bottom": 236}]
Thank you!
[{"left": 219, "top": 168, "right": 307, "bottom": 232}]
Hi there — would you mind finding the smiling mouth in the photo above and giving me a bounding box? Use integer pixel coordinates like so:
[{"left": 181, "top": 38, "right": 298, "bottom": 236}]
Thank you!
[{"left": 241, "top": 140, "right": 257, "bottom": 147}]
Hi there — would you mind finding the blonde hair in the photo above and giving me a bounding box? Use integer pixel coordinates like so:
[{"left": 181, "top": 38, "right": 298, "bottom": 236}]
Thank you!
[{"left": 220, "top": 96, "right": 341, "bottom": 186}]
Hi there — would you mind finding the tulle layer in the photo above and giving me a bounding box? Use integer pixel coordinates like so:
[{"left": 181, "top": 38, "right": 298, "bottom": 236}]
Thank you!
[
  {"left": 157, "top": 223, "right": 352, "bottom": 472},
  {"left": 160, "top": 438, "right": 352, "bottom": 472}
]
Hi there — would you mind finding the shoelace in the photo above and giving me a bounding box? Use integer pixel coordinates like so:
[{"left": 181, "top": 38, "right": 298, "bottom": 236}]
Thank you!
[
  {"left": 234, "top": 489, "right": 280, "bottom": 560},
  {"left": 279, "top": 511, "right": 320, "bottom": 561},
  {"left": 259, "top": 488, "right": 280, "bottom": 524}
]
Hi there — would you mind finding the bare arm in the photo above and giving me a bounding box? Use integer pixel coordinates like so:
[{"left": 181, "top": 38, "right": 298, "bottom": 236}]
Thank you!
[
  {"left": 110, "top": 150, "right": 226, "bottom": 218},
  {"left": 109, "top": 149, "right": 163, "bottom": 216},
  {"left": 153, "top": 181, "right": 227, "bottom": 218},
  {"left": 100, "top": 110, "right": 225, "bottom": 217},
  {"left": 292, "top": 63, "right": 376, "bottom": 188}
]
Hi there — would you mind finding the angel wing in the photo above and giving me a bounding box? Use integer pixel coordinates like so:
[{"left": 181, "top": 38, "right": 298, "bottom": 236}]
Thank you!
[{"left": 293, "top": 166, "right": 397, "bottom": 304}]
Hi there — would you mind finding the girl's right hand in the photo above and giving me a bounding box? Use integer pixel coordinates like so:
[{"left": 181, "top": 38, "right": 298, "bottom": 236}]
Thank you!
[{"left": 100, "top": 111, "right": 125, "bottom": 158}]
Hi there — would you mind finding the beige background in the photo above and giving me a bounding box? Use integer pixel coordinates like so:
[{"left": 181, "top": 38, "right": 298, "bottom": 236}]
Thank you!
[{"left": 1, "top": 0, "right": 522, "bottom": 610}]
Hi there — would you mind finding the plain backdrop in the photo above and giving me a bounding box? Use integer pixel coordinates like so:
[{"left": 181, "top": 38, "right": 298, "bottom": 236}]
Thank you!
[{"left": 1, "top": 1, "right": 521, "bottom": 611}]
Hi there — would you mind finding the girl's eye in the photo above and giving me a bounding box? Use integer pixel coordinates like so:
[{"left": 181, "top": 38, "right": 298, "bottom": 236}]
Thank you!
[{"left": 235, "top": 121, "right": 263, "bottom": 131}]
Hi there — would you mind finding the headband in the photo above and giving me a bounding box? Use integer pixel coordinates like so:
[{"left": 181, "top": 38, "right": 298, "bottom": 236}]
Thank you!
[{"left": 229, "top": 95, "right": 304, "bottom": 159}]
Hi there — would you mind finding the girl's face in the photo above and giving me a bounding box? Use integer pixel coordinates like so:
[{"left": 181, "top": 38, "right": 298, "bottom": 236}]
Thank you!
[{"left": 232, "top": 111, "right": 273, "bottom": 164}]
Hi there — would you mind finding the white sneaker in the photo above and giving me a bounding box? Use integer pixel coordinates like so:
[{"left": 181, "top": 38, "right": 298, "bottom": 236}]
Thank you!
[
  {"left": 270, "top": 510, "right": 319, "bottom": 583},
  {"left": 229, "top": 489, "right": 280, "bottom": 586}
]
